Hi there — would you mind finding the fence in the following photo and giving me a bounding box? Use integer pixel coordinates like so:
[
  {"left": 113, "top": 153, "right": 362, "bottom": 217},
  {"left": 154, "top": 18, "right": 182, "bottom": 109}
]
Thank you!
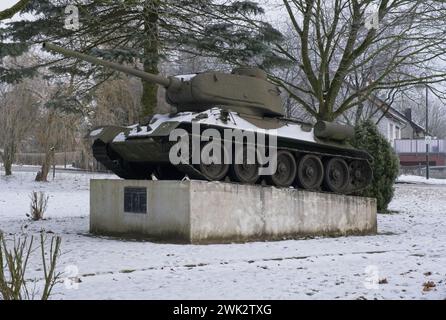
[
  {"left": 14, "top": 151, "right": 108, "bottom": 172},
  {"left": 16, "top": 151, "right": 82, "bottom": 167},
  {"left": 400, "top": 165, "right": 446, "bottom": 179},
  {"left": 394, "top": 139, "right": 446, "bottom": 154}
]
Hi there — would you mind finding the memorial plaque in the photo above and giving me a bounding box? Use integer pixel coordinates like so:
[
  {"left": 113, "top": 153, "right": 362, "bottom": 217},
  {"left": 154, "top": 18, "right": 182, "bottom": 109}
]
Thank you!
[{"left": 124, "top": 187, "right": 147, "bottom": 214}]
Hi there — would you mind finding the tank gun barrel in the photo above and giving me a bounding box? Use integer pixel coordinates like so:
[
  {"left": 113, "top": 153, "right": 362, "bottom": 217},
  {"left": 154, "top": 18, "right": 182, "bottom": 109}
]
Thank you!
[
  {"left": 42, "top": 42, "right": 177, "bottom": 88},
  {"left": 314, "top": 121, "right": 355, "bottom": 141}
]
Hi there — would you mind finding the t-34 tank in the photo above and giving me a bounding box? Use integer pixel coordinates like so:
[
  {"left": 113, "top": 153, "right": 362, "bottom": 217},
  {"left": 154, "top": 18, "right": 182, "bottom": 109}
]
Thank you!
[{"left": 43, "top": 43, "right": 373, "bottom": 194}]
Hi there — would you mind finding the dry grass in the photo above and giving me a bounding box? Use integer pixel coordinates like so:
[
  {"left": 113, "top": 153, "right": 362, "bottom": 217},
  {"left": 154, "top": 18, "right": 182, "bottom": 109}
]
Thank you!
[{"left": 28, "top": 191, "right": 49, "bottom": 221}]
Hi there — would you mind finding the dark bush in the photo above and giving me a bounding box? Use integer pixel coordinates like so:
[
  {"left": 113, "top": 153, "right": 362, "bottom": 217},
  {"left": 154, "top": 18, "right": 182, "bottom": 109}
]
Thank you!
[{"left": 352, "top": 120, "right": 400, "bottom": 212}]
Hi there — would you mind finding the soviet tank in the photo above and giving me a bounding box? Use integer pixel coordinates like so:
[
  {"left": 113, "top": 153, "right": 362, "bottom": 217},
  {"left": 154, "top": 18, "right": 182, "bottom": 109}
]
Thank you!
[{"left": 43, "top": 43, "right": 373, "bottom": 194}]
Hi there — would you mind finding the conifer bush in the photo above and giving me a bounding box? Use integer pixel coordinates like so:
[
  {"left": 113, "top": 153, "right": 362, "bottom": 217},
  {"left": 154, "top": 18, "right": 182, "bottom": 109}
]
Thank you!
[{"left": 352, "top": 120, "right": 400, "bottom": 212}]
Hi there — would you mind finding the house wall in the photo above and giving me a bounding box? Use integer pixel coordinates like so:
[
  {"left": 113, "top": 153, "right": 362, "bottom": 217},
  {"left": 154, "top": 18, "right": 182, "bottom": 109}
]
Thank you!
[
  {"left": 375, "top": 115, "right": 390, "bottom": 139},
  {"left": 371, "top": 114, "right": 405, "bottom": 145},
  {"left": 401, "top": 125, "right": 415, "bottom": 139}
]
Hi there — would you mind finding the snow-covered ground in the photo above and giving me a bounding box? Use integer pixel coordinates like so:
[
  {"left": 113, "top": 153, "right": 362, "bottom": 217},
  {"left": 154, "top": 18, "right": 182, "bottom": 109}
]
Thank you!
[
  {"left": 397, "top": 174, "right": 446, "bottom": 185},
  {"left": 0, "top": 170, "right": 445, "bottom": 300}
]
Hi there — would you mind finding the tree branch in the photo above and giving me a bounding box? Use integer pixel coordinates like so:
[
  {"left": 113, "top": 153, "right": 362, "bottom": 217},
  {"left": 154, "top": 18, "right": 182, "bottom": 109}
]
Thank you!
[{"left": 0, "top": 0, "right": 30, "bottom": 21}]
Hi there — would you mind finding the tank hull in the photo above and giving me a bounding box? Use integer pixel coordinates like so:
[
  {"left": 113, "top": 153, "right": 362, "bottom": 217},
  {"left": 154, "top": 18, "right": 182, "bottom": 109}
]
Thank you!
[{"left": 90, "top": 108, "right": 372, "bottom": 194}]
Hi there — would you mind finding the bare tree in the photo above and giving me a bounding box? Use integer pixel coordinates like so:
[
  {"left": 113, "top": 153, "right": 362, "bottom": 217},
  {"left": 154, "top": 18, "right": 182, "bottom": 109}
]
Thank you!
[
  {"left": 0, "top": 82, "right": 36, "bottom": 176},
  {"left": 93, "top": 76, "right": 143, "bottom": 127},
  {"left": 34, "top": 107, "right": 79, "bottom": 182},
  {"left": 267, "top": 0, "right": 446, "bottom": 121},
  {"left": 28, "top": 77, "right": 82, "bottom": 182},
  {"left": 392, "top": 87, "right": 446, "bottom": 138}
]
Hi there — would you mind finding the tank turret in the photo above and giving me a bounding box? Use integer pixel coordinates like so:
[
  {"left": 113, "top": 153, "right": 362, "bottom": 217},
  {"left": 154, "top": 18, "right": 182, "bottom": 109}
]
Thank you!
[{"left": 43, "top": 43, "right": 284, "bottom": 117}]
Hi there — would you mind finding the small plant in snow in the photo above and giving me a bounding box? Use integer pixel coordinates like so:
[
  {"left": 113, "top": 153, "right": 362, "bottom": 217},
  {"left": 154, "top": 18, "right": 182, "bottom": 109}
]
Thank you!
[
  {"left": 28, "top": 191, "right": 49, "bottom": 221},
  {"left": 0, "top": 232, "right": 62, "bottom": 300}
]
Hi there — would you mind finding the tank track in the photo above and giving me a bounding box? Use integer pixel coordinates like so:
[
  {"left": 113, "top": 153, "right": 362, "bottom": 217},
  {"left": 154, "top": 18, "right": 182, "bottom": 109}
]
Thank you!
[
  {"left": 93, "top": 140, "right": 198, "bottom": 181},
  {"left": 169, "top": 132, "right": 373, "bottom": 194},
  {"left": 92, "top": 138, "right": 372, "bottom": 195},
  {"left": 92, "top": 141, "right": 151, "bottom": 179},
  {"left": 172, "top": 149, "right": 372, "bottom": 194}
]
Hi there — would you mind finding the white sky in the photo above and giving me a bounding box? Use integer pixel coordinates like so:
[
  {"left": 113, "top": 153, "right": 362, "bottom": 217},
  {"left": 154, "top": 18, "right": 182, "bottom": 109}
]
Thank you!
[{"left": 0, "top": 0, "right": 21, "bottom": 11}]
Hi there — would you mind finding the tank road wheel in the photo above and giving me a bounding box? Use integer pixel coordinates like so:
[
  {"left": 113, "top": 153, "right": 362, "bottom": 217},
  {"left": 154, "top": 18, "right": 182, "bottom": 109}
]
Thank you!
[
  {"left": 230, "top": 145, "right": 260, "bottom": 184},
  {"left": 324, "top": 158, "right": 350, "bottom": 193},
  {"left": 296, "top": 155, "right": 324, "bottom": 190},
  {"left": 198, "top": 141, "right": 230, "bottom": 181},
  {"left": 267, "top": 150, "right": 297, "bottom": 188},
  {"left": 349, "top": 160, "right": 373, "bottom": 191}
]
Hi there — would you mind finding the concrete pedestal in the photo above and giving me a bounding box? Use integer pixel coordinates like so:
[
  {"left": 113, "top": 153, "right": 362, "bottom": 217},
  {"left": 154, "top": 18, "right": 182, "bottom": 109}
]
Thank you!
[{"left": 90, "top": 180, "right": 377, "bottom": 244}]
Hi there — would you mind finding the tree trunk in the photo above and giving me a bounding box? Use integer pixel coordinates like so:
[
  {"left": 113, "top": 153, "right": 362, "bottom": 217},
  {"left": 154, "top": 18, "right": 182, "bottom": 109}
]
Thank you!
[
  {"left": 3, "top": 155, "right": 13, "bottom": 176},
  {"left": 355, "top": 102, "right": 365, "bottom": 125},
  {"left": 141, "top": 0, "right": 160, "bottom": 120},
  {"left": 2, "top": 143, "right": 16, "bottom": 176},
  {"left": 317, "top": 105, "right": 335, "bottom": 122},
  {"left": 35, "top": 150, "right": 53, "bottom": 182},
  {"left": 4, "top": 158, "right": 12, "bottom": 176},
  {"left": 36, "top": 111, "right": 56, "bottom": 182}
]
